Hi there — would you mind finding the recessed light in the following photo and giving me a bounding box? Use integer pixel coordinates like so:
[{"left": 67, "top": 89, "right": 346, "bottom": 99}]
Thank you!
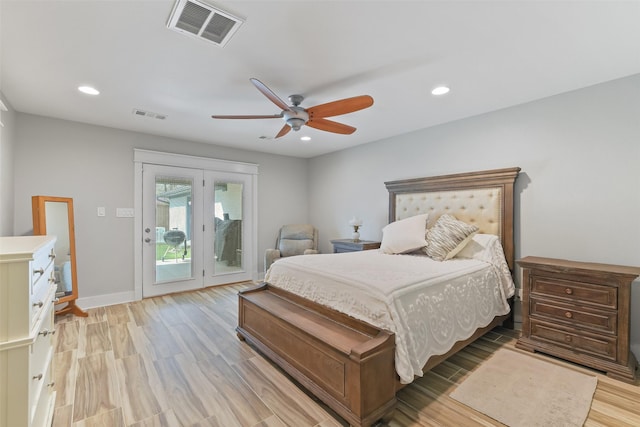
[
  {"left": 431, "top": 86, "right": 450, "bottom": 96},
  {"left": 300, "top": 136, "right": 311, "bottom": 142},
  {"left": 78, "top": 85, "right": 100, "bottom": 95}
]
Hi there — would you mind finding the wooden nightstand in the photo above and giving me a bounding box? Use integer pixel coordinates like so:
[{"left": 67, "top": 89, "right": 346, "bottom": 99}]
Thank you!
[
  {"left": 516, "top": 256, "right": 640, "bottom": 383},
  {"left": 330, "top": 239, "right": 381, "bottom": 253}
]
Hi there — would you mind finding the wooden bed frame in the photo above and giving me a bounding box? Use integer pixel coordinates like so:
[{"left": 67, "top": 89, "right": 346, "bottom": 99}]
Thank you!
[{"left": 237, "top": 167, "right": 521, "bottom": 427}]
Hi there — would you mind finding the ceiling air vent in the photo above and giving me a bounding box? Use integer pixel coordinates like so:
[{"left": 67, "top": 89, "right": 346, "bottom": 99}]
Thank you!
[
  {"left": 167, "top": 0, "right": 243, "bottom": 47},
  {"left": 133, "top": 109, "right": 167, "bottom": 120}
]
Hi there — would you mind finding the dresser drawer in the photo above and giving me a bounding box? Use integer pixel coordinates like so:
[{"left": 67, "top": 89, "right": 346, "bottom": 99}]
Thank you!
[
  {"left": 30, "top": 371, "right": 55, "bottom": 427},
  {"left": 30, "top": 357, "right": 54, "bottom": 427},
  {"left": 29, "top": 300, "right": 55, "bottom": 421},
  {"left": 31, "top": 267, "right": 55, "bottom": 328},
  {"left": 530, "top": 298, "right": 617, "bottom": 335},
  {"left": 30, "top": 245, "right": 55, "bottom": 291},
  {"left": 530, "top": 276, "right": 617, "bottom": 310},
  {"left": 530, "top": 320, "right": 617, "bottom": 361},
  {"left": 30, "top": 301, "right": 54, "bottom": 378}
]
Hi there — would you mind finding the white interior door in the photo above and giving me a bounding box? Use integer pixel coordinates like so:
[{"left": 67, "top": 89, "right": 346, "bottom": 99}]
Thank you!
[
  {"left": 203, "top": 170, "right": 254, "bottom": 285},
  {"left": 142, "top": 164, "right": 204, "bottom": 297}
]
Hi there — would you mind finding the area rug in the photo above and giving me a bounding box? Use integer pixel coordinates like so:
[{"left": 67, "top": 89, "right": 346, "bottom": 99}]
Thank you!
[{"left": 450, "top": 348, "right": 597, "bottom": 427}]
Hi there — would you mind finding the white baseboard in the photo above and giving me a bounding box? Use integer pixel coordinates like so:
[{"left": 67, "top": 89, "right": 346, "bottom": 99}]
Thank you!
[{"left": 76, "top": 291, "right": 138, "bottom": 310}]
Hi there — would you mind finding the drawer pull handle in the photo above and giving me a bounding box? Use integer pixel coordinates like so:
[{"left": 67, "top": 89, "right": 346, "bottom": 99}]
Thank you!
[
  {"left": 39, "top": 329, "right": 52, "bottom": 337},
  {"left": 49, "top": 277, "right": 56, "bottom": 284},
  {"left": 49, "top": 252, "right": 56, "bottom": 259},
  {"left": 565, "top": 311, "right": 573, "bottom": 319},
  {"left": 565, "top": 288, "right": 573, "bottom": 295},
  {"left": 33, "top": 374, "right": 43, "bottom": 381},
  {"left": 564, "top": 335, "right": 572, "bottom": 343},
  {"left": 33, "top": 268, "right": 44, "bottom": 275},
  {"left": 33, "top": 301, "right": 44, "bottom": 308},
  {"left": 47, "top": 382, "right": 55, "bottom": 388}
]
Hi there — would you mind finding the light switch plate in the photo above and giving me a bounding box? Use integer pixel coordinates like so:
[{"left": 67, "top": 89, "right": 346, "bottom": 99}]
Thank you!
[
  {"left": 116, "top": 208, "right": 135, "bottom": 218},
  {"left": 97, "top": 207, "right": 106, "bottom": 217}
]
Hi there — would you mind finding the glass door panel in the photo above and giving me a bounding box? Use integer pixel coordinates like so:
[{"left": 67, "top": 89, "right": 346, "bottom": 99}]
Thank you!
[
  {"left": 142, "top": 164, "right": 203, "bottom": 297},
  {"left": 214, "top": 181, "right": 243, "bottom": 273},
  {"left": 155, "top": 176, "right": 193, "bottom": 281},
  {"left": 204, "top": 171, "right": 253, "bottom": 285}
]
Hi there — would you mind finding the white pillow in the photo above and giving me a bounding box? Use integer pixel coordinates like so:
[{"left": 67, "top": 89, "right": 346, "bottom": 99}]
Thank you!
[
  {"left": 455, "top": 233, "right": 499, "bottom": 262},
  {"left": 380, "top": 213, "right": 428, "bottom": 254}
]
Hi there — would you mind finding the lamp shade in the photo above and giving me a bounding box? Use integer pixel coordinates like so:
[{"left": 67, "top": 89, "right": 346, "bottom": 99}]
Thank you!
[{"left": 349, "top": 217, "right": 363, "bottom": 227}]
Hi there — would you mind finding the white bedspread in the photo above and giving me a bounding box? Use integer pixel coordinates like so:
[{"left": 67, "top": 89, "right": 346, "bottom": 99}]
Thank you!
[{"left": 265, "top": 235, "right": 515, "bottom": 384}]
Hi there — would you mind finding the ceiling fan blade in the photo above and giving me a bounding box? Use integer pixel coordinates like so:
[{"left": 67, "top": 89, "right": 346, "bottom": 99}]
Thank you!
[
  {"left": 306, "top": 95, "right": 373, "bottom": 119},
  {"left": 250, "top": 78, "right": 292, "bottom": 112},
  {"left": 306, "top": 117, "right": 356, "bottom": 135},
  {"left": 275, "top": 124, "right": 291, "bottom": 139},
  {"left": 211, "top": 114, "right": 283, "bottom": 119}
]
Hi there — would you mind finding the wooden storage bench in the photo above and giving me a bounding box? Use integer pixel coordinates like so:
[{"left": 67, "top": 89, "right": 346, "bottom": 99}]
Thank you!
[{"left": 237, "top": 283, "right": 397, "bottom": 427}]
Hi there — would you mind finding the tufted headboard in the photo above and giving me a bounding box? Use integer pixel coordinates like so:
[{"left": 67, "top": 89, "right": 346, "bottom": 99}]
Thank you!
[{"left": 385, "top": 167, "right": 520, "bottom": 270}]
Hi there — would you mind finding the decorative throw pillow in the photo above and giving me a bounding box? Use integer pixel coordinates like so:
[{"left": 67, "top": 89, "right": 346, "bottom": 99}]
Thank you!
[
  {"left": 380, "top": 213, "right": 429, "bottom": 254},
  {"left": 425, "top": 214, "right": 479, "bottom": 261}
]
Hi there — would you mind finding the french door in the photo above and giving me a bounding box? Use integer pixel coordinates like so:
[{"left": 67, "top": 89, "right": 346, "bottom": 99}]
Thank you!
[
  {"left": 203, "top": 170, "right": 254, "bottom": 287},
  {"left": 142, "top": 164, "right": 204, "bottom": 297},
  {"left": 136, "top": 150, "right": 257, "bottom": 298}
]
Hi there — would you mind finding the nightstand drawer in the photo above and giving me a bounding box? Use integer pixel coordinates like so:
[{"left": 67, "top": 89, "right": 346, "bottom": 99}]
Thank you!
[
  {"left": 530, "top": 298, "right": 617, "bottom": 335},
  {"left": 531, "top": 276, "right": 617, "bottom": 310},
  {"left": 330, "top": 239, "right": 381, "bottom": 253},
  {"left": 530, "top": 320, "right": 617, "bottom": 361}
]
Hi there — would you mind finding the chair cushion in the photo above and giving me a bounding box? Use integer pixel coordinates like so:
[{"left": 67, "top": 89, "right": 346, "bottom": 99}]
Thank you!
[
  {"left": 280, "top": 239, "right": 315, "bottom": 257},
  {"left": 278, "top": 224, "right": 316, "bottom": 257},
  {"left": 279, "top": 224, "right": 315, "bottom": 240}
]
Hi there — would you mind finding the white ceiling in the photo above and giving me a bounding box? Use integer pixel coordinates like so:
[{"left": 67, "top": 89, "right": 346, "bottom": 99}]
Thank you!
[{"left": 2, "top": 1, "right": 639, "bottom": 158}]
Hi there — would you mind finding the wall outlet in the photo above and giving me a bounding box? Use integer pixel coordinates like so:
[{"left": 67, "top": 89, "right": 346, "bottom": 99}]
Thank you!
[{"left": 116, "top": 208, "right": 134, "bottom": 218}]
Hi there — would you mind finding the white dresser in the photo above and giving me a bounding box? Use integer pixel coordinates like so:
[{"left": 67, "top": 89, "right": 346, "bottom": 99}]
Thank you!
[{"left": 0, "top": 236, "right": 57, "bottom": 427}]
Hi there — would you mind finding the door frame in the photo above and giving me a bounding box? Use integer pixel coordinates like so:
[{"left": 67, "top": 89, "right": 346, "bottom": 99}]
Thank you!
[{"left": 133, "top": 149, "right": 259, "bottom": 300}]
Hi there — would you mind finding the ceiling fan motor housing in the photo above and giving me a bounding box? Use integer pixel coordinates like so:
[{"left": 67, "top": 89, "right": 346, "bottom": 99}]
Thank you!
[{"left": 283, "top": 106, "right": 309, "bottom": 131}]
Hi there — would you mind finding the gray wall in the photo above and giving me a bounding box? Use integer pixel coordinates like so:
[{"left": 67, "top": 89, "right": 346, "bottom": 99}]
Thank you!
[
  {"left": 308, "top": 74, "right": 640, "bottom": 358},
  {"left": 6, "top": 74, "right": 640, "bottom": 358},
  {"left": 12, "top": 114, "right": 309, "bottom": 300},
  {"left": 0, "top": 92, "right": 16, "bottom": 236}
]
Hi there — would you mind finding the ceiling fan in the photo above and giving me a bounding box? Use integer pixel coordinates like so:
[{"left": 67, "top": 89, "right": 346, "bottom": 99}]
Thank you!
[{"left": 212, "top": 78, "right": 374, "bottom": 139}]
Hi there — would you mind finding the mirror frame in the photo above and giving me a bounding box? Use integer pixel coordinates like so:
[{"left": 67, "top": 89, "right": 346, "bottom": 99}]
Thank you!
[{"left": 32, "top": 195, "right": 87, "bottom": 317}]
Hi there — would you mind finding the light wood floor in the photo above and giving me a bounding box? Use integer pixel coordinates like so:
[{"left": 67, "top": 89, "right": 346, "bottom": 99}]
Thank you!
[{"left": 52, "top": 282, "right": 640, "bottom": 427}]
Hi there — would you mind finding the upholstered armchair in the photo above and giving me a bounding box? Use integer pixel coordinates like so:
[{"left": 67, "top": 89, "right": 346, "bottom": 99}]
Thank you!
[{"left": 265, "top": 224, "right": 319, "bottom": 272}]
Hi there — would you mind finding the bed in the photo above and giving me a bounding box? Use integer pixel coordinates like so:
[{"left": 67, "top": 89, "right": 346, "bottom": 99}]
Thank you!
[{"left": 237, "top": 167, "right": 521, "bottom": 427}]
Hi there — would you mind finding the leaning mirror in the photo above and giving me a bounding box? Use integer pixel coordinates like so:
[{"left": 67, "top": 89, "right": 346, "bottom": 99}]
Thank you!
[{"left": 32, "top": 195, "right": 87, "bottom": 317}]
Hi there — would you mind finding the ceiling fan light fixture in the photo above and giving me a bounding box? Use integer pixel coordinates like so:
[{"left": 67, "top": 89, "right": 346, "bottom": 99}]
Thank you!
[
  {"left": 431, "top": 86, "right": 450, "bottom": 96},
  {"left": 287, "top": 117, "right": 305, "bottom": 131}
]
